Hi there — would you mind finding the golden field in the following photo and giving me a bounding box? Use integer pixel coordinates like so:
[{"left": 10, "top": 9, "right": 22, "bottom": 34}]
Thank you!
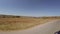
[{"left": 0, "top": 15, "right": 60, "bottom": 31}]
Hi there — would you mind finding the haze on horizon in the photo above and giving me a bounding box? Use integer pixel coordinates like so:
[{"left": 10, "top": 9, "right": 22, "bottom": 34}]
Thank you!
[{"left": 0, "top": 0, "right": 60, "bottom": 17}]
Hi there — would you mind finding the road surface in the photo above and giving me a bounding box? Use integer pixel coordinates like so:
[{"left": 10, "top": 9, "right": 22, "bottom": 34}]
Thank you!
[{"left": 0, "top": 20, "right": 60, "bottom": 34}]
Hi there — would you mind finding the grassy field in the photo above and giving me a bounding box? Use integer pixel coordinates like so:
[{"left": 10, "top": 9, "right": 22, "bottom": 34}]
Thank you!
[{"left": 0, "top": 15, "right": 60, "bottom": 31}]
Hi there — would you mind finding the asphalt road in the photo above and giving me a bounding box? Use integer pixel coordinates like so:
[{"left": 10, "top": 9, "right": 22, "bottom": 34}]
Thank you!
[{"left": 0, "top": 20, "right": 60, "bottom": 34}]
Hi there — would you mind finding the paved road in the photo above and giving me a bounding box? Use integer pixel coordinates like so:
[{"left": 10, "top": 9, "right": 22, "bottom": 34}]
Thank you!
[{"left": 0, "top": 20, "right": 60, "bottom": 34}]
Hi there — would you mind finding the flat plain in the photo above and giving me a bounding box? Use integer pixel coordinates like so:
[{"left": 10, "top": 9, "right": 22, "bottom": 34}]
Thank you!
[{"left": 0, "top": 15, "right": 60, "bottom": 31}]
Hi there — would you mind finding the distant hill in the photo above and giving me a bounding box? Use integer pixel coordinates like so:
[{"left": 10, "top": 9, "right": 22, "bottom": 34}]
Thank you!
[
  {"left": 0, "top": 14, "right": 60, "bottom": 18},
  {"left": 0, "top": 15, "right": 21, "bottom": 18}
]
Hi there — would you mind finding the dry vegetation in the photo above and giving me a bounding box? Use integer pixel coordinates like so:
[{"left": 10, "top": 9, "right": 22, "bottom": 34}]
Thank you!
[{"left": 0, "top": 15, "right": 60, "bottom": 31}]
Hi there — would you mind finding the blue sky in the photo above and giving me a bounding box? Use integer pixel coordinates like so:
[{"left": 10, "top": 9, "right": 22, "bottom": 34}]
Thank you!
[{"left": 0, "top": 0, "right": 60, "bottom": 17}]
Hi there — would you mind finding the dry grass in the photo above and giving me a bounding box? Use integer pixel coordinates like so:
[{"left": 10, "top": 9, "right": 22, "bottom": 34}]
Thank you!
[{"left": 0, "top": 15, "right": 60, "bottom": 31}]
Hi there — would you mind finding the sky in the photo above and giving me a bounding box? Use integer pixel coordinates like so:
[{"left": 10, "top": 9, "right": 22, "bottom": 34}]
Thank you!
[{"left": 0, "top": 0, "right": 60, "bottom": 17}]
